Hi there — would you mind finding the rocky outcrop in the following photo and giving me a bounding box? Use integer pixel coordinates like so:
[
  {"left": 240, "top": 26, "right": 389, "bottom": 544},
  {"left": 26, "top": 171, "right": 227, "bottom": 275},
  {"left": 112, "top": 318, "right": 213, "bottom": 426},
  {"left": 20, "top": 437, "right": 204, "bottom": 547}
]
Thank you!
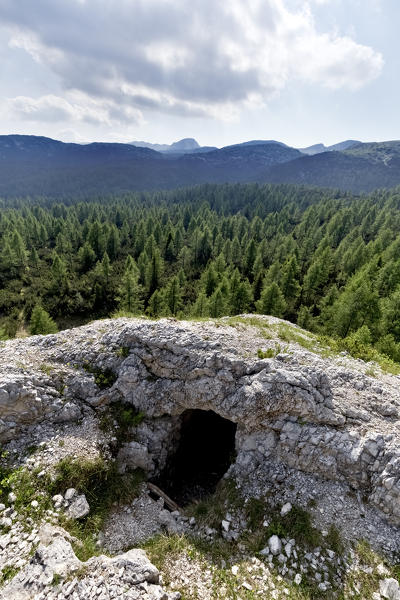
[
  {"left": 0, "top": 524, "right": 177, "bottom": 600},
  {"left": 0, "top": 316, "right": 399, "bottom": 539}
]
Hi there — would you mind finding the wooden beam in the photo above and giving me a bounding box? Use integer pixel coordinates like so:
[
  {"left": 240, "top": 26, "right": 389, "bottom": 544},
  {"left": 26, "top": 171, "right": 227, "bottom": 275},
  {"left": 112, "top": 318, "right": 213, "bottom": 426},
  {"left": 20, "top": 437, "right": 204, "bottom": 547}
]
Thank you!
[{"left": 147, "top": 482, "right": 181, "bottom": 513}]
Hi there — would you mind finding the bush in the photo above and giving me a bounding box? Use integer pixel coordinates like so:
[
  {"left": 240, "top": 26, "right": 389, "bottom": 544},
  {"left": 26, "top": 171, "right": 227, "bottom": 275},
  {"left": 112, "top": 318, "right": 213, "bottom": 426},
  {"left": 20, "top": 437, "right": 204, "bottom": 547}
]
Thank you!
[{"left": 82, "top": 363, "right": 117, "bottom": 389}]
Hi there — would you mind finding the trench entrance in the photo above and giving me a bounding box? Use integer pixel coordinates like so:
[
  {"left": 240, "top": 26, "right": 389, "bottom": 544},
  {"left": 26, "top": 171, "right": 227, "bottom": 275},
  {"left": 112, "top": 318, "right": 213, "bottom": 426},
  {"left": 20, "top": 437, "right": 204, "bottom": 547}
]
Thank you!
[{"left": 153, "top": 409, "right": 237, "bottom": 506}]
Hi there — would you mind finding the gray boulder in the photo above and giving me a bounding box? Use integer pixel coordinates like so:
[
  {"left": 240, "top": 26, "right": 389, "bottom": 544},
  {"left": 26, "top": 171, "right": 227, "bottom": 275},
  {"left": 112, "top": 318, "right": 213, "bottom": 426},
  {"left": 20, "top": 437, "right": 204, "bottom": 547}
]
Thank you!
[{"left": 67, "top": 494, "right": 90, "bottom": 519}]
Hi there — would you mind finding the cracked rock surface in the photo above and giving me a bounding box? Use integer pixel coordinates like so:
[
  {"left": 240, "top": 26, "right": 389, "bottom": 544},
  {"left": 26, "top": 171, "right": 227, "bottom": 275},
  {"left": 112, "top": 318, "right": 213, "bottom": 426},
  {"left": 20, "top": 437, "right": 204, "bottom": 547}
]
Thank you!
[{"left": 0, "top": 315, "right": 399, "bottom": 596}]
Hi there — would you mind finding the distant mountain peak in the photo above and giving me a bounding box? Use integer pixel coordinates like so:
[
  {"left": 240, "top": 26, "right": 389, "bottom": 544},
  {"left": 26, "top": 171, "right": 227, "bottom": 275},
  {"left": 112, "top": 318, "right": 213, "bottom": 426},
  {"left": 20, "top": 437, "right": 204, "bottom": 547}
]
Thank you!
[
  {"left": 299, "top": 140, "right": 360, "bottom": 155},
  {"left": 170, "top": 138, "right": 199, "bottom": 150},
  {"left": 130, "top": 137, "right": 201, "bottom": 153}
]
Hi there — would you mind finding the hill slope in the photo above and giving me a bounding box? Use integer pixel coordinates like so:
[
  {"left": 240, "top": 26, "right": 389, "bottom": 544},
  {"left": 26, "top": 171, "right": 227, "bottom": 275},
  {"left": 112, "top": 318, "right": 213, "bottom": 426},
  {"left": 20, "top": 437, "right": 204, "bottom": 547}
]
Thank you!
[
  {"left": 0, "top": 135, "right": 301, "bottom": 197},
  {"left": 1, "top": 135, "right": 400, "bottom": 196},
  {"left": 265, "top": 148, "right": 400, "bottom": 192}
]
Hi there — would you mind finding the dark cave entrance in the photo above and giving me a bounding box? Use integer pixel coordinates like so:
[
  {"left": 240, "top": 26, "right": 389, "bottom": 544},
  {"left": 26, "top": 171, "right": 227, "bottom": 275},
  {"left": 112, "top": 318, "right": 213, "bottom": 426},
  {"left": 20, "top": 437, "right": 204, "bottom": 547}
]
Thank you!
[{"left": 153, "top": 409, "right": 237, "bottom": 506}]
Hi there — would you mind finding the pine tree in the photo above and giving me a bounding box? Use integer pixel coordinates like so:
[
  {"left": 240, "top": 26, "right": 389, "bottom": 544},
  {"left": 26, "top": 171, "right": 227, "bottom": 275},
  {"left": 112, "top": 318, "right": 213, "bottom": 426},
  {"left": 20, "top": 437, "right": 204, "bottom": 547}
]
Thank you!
[
  {"left": 381, "top": 288, "right": 400, "bottom": 341},
  {"left": 78, "top": 242, "right": 96, "bottom": 272},
  {"left": 228, "top": 269, "right": 252, "bottom": 314},
  {"left": 101, "top": 252, "right": 111, "bottom": 281},
  {"left": 303, "top": 247, "right": 332, "bottom": 304},
  {"left": 29, "top": 248, "right": 40, "bottom": 270},
  {"left": 166, "top": 277, "right": 183, "bottom": 315},
  {"left": 297, "top": 305, "right": 315, "bottom": 331},
  {"left": 117, "top": 256, "right": 143, "bottom": 314},
  {"left": 107, "top": 225, "right": 120, "bottom": 260},
  {"left": 145, "top": 248, "right": 163, "bottom": 297},
  {"left": 51, "top": 253, "right": 67, "bottom": 286},
  {"left": 209, "top": 288, "right": 227, "bottom": 318},
  {"left": 256, "top": 282, "right": 286, "bottom": 317},
  {"left": 87, "top": 220, "right": 106, "bottom": 259},
  {"left": 201, "top": 264, "right": 218, "bottom": 297},
  {"left": 329, "top": 274, "right": 380, "bottom": 338},
  {"left": 29, "top": 305, "right": 58, "bottom": 335},
  {"left": 165, "top": 231, "right": 176, "bottom": 262},
  {"left": 244, "top": 239, "right": 257, "bottom": 280},
  {"left": 191, "top": 291, "right": 210, "bottom": 317},
  {"left": 147, "top": 289, "right": 166, "bottom": 317},
  {"left": 11, "top": 230, "right": 27, "bottom": 268}
]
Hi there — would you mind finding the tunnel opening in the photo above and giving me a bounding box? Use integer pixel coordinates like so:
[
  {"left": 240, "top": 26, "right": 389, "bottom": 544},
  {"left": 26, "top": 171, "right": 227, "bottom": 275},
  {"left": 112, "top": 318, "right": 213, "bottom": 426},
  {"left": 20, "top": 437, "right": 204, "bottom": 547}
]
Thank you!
[{"left": 152, "top": 409, "right": 237, "bottom": 507}]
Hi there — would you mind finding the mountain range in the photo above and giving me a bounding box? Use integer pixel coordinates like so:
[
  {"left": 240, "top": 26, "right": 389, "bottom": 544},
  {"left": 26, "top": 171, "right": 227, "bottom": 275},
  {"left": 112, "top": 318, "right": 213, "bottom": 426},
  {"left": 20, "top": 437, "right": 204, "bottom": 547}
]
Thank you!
[{"left": 1, "top": 134, "right": 400, "bottom": 198}]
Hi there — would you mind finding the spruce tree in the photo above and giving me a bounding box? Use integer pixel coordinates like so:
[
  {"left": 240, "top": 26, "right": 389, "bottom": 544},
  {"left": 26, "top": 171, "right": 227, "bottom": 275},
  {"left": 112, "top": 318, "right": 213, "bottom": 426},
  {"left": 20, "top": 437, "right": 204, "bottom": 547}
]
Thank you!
[
  {"left": 166, "top": 277, "right": 183, "bottom": 315},
  {"left": 256, "top": 282, "right": 286, "bottom": 317},
  {"left": 191, "top": 291, "right": 210, "bottom": 317},
  {"left": 30, "top": 305, "right": 58, "bottom": 335},
  {"left": 117, "top": 256, "right": 143, "bottom": 314},
  {"left": 147, "top": 289, "right": 166, "bottom": 317}
]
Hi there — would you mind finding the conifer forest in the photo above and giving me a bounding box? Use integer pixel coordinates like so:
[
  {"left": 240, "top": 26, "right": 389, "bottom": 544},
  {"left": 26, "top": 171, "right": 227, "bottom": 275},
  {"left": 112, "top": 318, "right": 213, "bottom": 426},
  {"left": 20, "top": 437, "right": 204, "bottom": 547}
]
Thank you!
[{"left": 1, "top": 182, "right": 400, "bottom": 364}]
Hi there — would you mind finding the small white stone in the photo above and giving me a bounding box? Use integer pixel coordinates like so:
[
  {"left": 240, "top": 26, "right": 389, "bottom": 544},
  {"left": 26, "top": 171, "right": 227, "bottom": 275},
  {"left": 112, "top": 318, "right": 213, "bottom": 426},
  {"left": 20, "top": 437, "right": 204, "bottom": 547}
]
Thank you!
[
  {"left": 280, "top": 503, "right": 292, "bottom": 517},
  {"left": 268, "top": 535, "right": 282, "bottom": 556},
  {"left": 284, "top": 543, "right": 292, "bottom": 558},
  {"left": 31, "top": 500, "right": 39, "bottom": 509},
  {"left": 64, "top": 488, "right": 77, "bottom": 501},
  {"left": 222, "top": 520, "right": 230, "bottom": 532},
  {"left": 318, "top": 583, "right": 328, "bottom": 592},
  {"left": 231, "top": 565, "right": 239, "bottom": 576},
  {"left": 242, "top": 582, "right": 252, "bottom": 591},
  {"left": 377, "top": 563, "right": 390, "bottom": 576},
  {"left": 8, "top": 492, "right": 17, "bottom": 504},
  {"left": 294, "top": 574, "right": 302, "bottom": 585}
]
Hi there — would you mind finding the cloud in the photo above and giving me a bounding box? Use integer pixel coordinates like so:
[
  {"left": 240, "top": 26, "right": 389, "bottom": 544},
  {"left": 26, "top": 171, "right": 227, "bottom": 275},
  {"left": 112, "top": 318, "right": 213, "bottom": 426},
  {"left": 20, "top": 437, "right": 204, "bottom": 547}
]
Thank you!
[
  {"left": 0, "top": 0, "right": 384, "bottom": 124},
  {"left": 6, "top": 92, "right": 145, "bottom": 126}
]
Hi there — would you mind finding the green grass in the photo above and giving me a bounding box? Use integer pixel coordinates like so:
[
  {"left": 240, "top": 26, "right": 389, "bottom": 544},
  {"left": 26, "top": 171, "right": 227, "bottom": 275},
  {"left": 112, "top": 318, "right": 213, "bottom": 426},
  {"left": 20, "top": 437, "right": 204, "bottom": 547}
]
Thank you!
[
  {"left": 225, "top": 315, "right": 273, "bottom": 339},
  {"left": 224, "top": 315, "right": 400, "bottom": 375},
  {"left": 116, "top": 346, "right": 130, "bottom": 358},
  {"left": 0, "top": 565, "right": 19, "bottom": 584},
  {"left": 0, "top": 463, "right": 53, "bottom": 523},
  {"left": 99, "top": 400, "right": 145, "bottom": 444},
  {"left": 185, "top": 479, "right": 241, "bottom": 530},
  {"left": 325, "top": 525, "right": 345, "bottom": 555},
  {"left": 49, "top": 457, "right": 144, "bottom": 560},
  {"left": 82, "top": 363, "right": 117, "bottom": 389},
  {"left": 39, "top": 362, "right": 53, "bottom": 375},
  {"left": 257, "top": 347, "right": 279, "bottom": 359},
  {"left": 0, "top": 453, "right": 145, "bottom": 561}
]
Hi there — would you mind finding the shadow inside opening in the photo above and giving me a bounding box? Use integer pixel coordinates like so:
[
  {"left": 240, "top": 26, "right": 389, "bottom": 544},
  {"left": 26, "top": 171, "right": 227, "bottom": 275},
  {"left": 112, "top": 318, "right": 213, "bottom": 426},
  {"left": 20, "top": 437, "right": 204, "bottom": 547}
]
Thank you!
[{"left": 153, "top": 409, "right": 237, "bottom": 507}]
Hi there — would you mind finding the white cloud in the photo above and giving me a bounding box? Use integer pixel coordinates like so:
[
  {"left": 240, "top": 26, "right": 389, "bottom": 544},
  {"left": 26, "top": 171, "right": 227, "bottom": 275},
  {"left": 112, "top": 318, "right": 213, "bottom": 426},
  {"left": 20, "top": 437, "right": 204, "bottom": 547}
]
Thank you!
[
  {"left": 0, "top": 0, "right": 384, "bottom": 126},
  {"left": 6, "top": 92, "right": 145, "bottom": 127}
]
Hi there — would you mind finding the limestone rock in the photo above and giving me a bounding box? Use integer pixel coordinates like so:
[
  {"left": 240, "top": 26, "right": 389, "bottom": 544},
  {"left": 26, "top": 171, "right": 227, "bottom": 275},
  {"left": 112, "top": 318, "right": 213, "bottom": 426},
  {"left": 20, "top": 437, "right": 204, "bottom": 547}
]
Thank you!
[
  {"left": 0, "top": 529, "right": 174, "bottom": 600},
  {"left": 67, "top": 494, "right": 90, "bottom": 519},
  {"left": 0, "top": 315, "right": 399, "bottom": 542},
  {"left": 281, "top": 503, "right": 292, "bottom": 517},
  {"left": 380, "top": 578, "right": 400, "bottom": 600},
  {"left": 268, "top": 535, "right": 282, "bottom": 556},
  {"left": 117, "top": 440, "right": 154, "bottom": 473},
  {"left": 64, "top": 488, "right": 77, "bottom": 501}
]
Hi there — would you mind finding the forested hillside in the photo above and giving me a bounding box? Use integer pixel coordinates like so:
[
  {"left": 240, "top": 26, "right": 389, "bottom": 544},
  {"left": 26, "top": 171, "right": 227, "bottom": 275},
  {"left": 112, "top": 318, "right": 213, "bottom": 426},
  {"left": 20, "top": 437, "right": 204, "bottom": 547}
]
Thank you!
[
  {"left": 2, "top": 135, "right": 400, "bottom": 197},
  {"left": 1, "top": 182, "right": 400, "bottom": 364}
]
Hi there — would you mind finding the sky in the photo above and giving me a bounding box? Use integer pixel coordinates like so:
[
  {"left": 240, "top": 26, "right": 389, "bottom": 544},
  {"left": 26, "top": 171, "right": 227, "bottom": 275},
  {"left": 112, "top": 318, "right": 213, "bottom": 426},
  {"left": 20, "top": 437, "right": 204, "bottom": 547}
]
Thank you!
[{"left": 0, "top": 0, "right": 398, "bottom": 148}]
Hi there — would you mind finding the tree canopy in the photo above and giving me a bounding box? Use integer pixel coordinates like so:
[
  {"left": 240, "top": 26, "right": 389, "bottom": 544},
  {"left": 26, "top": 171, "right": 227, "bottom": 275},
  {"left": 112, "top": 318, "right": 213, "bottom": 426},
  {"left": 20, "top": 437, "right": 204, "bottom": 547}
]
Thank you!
[{"left": 0, "top": 182, "right": 400, "bottom": 362}]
